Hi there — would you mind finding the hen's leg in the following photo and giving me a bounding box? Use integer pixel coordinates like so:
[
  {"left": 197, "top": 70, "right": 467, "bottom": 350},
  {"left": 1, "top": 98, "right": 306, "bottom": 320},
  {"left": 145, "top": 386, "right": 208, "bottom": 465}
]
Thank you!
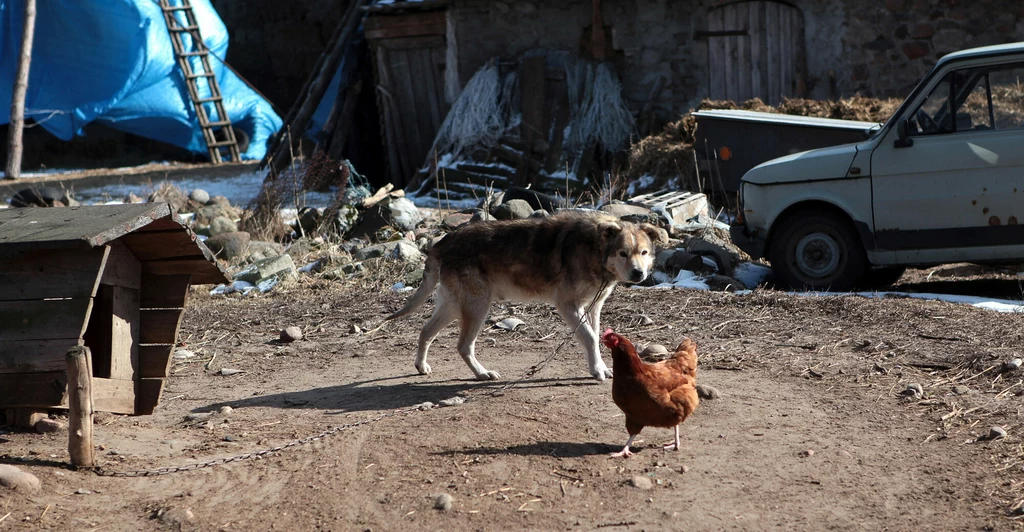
[
  {"left": 662, "top": 425, "right": 681, "bottom": 451},
  {"left": 457, "top": 298, "right": 500, "bottom": 381},
  {"left": 556, "top": 301, "right": 611, "bottom": 381},
  {"left": 610, "top": 434, "right": 636, "bottom": 458},
  {"left": 414, "top": 289, "right": 457, "bottom": 375}
]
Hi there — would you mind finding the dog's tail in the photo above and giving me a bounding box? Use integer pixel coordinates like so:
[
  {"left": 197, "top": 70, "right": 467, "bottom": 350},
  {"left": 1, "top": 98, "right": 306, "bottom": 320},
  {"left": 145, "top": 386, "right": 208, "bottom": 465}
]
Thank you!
[{"left": 384, "top": 253, "right": 441, "bottom": 321}]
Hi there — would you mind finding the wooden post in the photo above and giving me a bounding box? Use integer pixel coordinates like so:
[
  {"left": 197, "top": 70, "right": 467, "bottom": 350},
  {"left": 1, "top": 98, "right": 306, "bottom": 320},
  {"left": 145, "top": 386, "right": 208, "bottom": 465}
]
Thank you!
[
  {"left": 66, "top": 346, "right": 95, "bottom": 468},
  {"left": 4, "top": 0, "right": 37, "bottom": 180}
]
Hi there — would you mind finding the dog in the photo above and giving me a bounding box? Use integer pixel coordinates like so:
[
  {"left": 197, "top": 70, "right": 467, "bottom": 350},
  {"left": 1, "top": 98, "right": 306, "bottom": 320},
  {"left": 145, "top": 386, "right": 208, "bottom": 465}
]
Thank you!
[{"left": 384, "top": 210, "right": 661, "bottom": 382}]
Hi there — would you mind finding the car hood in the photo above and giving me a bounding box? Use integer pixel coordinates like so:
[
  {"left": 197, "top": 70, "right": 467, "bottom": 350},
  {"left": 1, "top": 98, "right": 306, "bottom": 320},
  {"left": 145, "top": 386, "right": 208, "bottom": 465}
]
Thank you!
[{"left": 742, "top": 143, "right": 859, "bottom": 185}]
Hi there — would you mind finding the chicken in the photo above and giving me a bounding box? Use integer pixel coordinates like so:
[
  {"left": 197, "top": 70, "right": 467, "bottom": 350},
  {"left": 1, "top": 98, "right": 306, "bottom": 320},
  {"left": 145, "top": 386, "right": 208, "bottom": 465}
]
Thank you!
[{"left": 601, "top": 328, "right": 699, "bottom": 458}]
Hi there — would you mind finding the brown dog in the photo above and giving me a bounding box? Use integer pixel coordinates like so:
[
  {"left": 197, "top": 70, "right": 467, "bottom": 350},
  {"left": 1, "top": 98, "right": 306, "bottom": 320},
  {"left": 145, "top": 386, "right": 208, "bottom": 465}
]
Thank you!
[{"left": 385, "top": 211, "right": 661, "bottom": 381}]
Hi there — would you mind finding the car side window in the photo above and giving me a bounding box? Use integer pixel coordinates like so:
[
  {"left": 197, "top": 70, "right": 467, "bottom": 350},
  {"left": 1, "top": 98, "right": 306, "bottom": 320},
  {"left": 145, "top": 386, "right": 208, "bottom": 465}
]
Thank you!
[{"left": 910, "top": 63, "right": 1024, "bottom": 136}]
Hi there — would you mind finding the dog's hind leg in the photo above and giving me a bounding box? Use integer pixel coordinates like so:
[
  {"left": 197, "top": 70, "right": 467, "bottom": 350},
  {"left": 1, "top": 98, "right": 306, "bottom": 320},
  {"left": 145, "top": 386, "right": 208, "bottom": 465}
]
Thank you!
[
  {"left": 556, "top": 301, "right": 613, "bottom": 382},
  {"left": 457, "top": 298, "right": 500, "bottom": 381},
  {"left": 414, "top": 289, "right": 458, "bottom": 376}
]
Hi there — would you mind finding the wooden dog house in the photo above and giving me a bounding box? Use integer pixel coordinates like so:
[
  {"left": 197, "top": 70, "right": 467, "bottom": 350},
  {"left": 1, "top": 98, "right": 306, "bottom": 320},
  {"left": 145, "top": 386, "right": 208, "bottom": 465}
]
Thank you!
[{"left": 0, "top": 203, "right": 227, "bottom": 422}]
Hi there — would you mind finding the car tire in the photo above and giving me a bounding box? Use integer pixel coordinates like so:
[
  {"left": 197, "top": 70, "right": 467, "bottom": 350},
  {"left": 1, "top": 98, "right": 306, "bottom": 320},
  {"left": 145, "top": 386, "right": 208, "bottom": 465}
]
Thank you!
[
  {"left": 862, "top": 266, "right": 906, "bottom": 289},
  {"left": 768, "top": 210, "right": 866, "bottom": 291}
]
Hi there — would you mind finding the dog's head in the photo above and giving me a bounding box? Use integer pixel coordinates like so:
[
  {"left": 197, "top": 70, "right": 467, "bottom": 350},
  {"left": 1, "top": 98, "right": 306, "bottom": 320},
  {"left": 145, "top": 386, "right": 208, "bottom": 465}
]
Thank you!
[{"left": 600, "top": 220, "right": 661, "bottom": 284}]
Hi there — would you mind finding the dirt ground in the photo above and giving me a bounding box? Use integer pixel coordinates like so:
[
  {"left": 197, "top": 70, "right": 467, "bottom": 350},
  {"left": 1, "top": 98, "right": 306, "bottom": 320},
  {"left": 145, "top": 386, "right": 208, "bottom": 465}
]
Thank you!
[{"left": 3, "top": 264, "right": 1024, "bottom": 531}]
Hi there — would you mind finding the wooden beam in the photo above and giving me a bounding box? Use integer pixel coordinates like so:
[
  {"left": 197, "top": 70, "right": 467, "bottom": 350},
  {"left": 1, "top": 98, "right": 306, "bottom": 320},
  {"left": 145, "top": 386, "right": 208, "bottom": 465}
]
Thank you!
[
  {"left": 119, "top": 229, "right": 214, "bottom": 262},
  {"left": 100, "top": 240, "right": 142, "bottom": 289},
  {"left": 4, "top": 0, "right": 36, "bottom": 180},
  {"left": 136, "top": 378, "right": 165, "bottom": 415},
  {"left": 109, "top": 286, "right": 140, "bottom": 382},
  {"left": 0, "top": 372, "right": 133, "bottom": 414},
  {"left": 67, "top": 346, "right": 95, "bottom": 467},
  {"left": 364, "top": 11, "right": 446, "bottom": 40},
  {"left": 140, "top": 258, "right": 224, "bottom": 285}
]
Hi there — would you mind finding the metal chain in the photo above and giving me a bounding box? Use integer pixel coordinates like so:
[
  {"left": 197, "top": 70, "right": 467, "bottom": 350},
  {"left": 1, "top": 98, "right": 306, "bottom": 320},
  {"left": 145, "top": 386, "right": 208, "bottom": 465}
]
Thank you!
[{"left": 82, "top": 280, "right": 612, "bottom": 477}]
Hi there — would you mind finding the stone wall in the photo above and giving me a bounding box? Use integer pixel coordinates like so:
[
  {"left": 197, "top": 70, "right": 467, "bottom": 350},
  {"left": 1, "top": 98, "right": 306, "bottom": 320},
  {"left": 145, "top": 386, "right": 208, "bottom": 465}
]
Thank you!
[
  {"left": 446, "top": 0, "right": 1024, "bottom": 120},
  {"left": 843, "top": 0, "right": 1024, "bottom": 97}
]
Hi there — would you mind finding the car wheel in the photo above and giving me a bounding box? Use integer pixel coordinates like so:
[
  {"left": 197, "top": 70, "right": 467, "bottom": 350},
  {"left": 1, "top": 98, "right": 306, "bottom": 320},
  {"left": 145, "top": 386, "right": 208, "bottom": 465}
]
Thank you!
[
  {"left": 768, "top": 210, "right": 866, "bottom": 291},
  {"left": 862, "top": 266, "right": 906, "bottom": 289}
]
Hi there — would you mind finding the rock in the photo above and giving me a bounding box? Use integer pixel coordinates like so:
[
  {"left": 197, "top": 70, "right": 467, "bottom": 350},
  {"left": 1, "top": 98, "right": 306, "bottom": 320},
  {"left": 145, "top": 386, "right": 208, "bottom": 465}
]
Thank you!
[
  {"left": 493, "top": 199, "right": 534, "bottom": 220},
  {"left": 205, "top": 231, "right": 251, "bottom": 262},
  {"left": 663, "top": 250, "right": 713, "bottom": 276},
  {"left": 600, "top": 202, "right": 653, "bottom": 220},
  {"left": 696, "top": 384, "right": 721, "bottom": 400},
  {"left": 209, "top": 216, "right": 239, "bottom": 236},
  {"left": 0, "top": 465, "right": 40, "bottom": 491},
  {"left": 799, "top": 449, "right": 815, "bottom": 457},
  {"left": 404, "top": 268, "right": 424, "bottom": 286},
  {"left": 188, "top": 189, "right": 210, "bottom": 205},
  {"left": 185, "top": 412, "right": 213, "bottom": 421},
  {"left": 126, "top": 192, "right": 145, "bottom": 204},
  {"left": 837, "top": 450, "right": 853, "bottom": 459},
  {"left": 470, "top": 209, "right": 496, "bottom": 223},
  {"left": 195, "top": 202, "right": 240, "bottom": 226},
  {"left": 153, "top": 507, "right": 196, "bottom": 527},
  {"left": 387, "top": 197, "right": 424, "bottom": 231},
  {"left": 354, "top": 243, "right": 392, "bottom": 261},
  {"left": 628, "top": 476, "right": 653, "bottom": 490},
  {"left": 434, "top": 493, "right": 453, "bottom": 511},
  {"left": 219, "top": 368, "right": 245, "bottom": 376},
  {"left": 148, "top": 184, "right": 189, "bottom": 212},
  {"left": 952, "top": 385, "right": 971, "bottom": 395},
  {"left": 1003, "top": 358, "right": 1022, "bottom": 372},
  {"left": 530, "top": 209, "right": 550, "bottom": 218},
  {"left": 687, "top": 233, "right": 747, "bottom": 273},
  {"left": 234, "top": 254, "right": 298, "bottom": 284},
  {"left": 501, "top": 186, "right": 563, "bottom": 212},
  {"left": 442, "top": 213, "right": 473, "bottom": 230},
  {"left": 391, "top": 240, "right": 423, "bottom": 263},
  {"left": 280, "top": 326, "right": 303, "bottom": 342},
  {"left": 901, "top": 383, "right": 924, "bottom": 398},
  {"left": 34, "top": 418, "right": 66, "bottom": 433},
  {"left": 173, "top": 349, "right": 196, "bottom": 360},
  {"left": 218, "top": 406, "right": 233, "bottom": 415},
  {"left": 641, "top": 344, "right": 669, "bottom": 362},
  {"left": 639, "top": 315, "right": 654, "bottom": 326},
  {"left": 439, "top": 397, "right": 465, "bottom": 407},
  {"left": 330, "top": 204, "right": 361, "bottom": 236},
  {"left": 987, "top": 426, "right": 1008, "bottom": 440},
  {"left": 704, "top": 274, "right": 743, "bottom": 292},
  {"left": 495, "top": 317, "right": 526, "bottom": 331},
  {"left": 247, "top": 240, "right": 284, "bottom": 263}
]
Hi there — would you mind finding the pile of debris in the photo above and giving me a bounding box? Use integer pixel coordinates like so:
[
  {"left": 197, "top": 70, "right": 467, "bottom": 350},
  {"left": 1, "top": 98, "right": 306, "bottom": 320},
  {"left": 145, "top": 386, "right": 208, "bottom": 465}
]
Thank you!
[{"left": 625, "top": 95, "right": 903, "bottom": 196}]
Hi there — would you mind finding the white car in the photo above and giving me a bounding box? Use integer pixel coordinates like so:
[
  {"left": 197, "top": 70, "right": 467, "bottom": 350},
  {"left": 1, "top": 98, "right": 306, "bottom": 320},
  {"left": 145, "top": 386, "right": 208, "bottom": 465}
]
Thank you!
[{"left": 731, "top": 42, "right": 1024, "bottom": 291}]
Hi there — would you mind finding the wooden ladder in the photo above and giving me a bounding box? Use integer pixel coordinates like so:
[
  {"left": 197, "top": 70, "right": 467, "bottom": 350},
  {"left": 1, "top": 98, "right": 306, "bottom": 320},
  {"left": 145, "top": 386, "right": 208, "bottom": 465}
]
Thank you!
[{"left": 158, "top": 0, "right": 241, "bottom": 163}]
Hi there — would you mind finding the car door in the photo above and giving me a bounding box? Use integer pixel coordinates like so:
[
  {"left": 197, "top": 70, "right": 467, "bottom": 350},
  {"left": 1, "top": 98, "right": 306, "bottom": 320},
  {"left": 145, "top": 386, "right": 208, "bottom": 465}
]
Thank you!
[{"left": 869, "top": 59, "right": 1024, "bottom": 263}]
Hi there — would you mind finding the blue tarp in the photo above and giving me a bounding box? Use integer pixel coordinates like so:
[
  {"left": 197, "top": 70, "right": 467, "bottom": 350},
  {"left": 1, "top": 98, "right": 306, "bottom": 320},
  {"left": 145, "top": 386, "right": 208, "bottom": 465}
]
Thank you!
[{"left": 0, "top": 0, "right": 282, "bottom": 160}]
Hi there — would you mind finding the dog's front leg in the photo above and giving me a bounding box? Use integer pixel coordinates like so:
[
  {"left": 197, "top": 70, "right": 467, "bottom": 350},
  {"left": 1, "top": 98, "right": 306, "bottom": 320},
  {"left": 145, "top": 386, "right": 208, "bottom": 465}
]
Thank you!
[{"left": 557, "top": 302, "right": 612, "bottom": 382}]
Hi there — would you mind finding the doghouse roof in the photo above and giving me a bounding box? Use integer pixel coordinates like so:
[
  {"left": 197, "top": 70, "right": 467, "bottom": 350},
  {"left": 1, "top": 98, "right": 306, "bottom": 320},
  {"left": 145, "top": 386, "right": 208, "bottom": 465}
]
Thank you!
[{"left": 0, "top": 203, "right": 227, "bottom": 284}]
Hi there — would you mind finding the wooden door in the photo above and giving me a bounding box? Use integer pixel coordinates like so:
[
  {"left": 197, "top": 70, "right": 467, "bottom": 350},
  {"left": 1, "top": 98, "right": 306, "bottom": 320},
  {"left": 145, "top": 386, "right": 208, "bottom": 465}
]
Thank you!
[
  {"left": 366, "top": 11, "right": 450, "bottom": 186},
  {"left": 707, "top": 1, "right": 805, "bottom": 105}
]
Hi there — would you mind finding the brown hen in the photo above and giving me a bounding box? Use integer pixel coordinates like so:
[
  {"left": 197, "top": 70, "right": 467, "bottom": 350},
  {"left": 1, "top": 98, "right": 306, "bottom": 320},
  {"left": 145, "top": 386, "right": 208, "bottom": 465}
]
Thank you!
[{"left": 602, "top": 329, "right": 699, "bottom": 458}]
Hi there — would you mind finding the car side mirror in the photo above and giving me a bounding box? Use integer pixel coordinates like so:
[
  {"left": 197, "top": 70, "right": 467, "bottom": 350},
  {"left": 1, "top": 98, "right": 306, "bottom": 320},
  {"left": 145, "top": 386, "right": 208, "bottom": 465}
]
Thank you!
[{"left": 894, "top": 117, "right": 914, "bottom": 148}]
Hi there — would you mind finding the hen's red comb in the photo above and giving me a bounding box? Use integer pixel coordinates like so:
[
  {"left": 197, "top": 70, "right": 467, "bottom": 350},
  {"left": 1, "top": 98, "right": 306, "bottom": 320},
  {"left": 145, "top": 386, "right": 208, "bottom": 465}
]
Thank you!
[{"left": 601, "top": 328, "right": 618, "bottom": 348}]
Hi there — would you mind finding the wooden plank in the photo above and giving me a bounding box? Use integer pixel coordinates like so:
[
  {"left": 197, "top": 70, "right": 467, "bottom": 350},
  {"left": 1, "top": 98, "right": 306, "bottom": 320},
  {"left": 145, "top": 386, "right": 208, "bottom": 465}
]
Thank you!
[
  {"left": 766, "top": 1, "right": 780, "bottom": 105},
  {"left": 0, "top": 203, "right": 170, "bottom": 249},
  {"left": 420, "top": 47, "right": 444, "bottom": 141},
  {"left": 109, "top": 286, "right": 140, "bottom": 382},
  {"left": 100, "top": 240, "right": 142, "bottom": 289},
  {"left": 375, "top": 46, "right": 411, "bottom": 184},
  {"left": 0, "top": 371, "right": 67, "bottom": 408},
  {"left": 0, "top": 338, "right": 81, "bottom": 373},
  {"left": 364, "top": 10, "right": 446, "bottom": 41},
  {"left": 723, "top": 5, "right": 736, "bottom": 101},
  {"left": 136, "top": 378, "right": 165, "bottom": 415},
  {"left": 139, "top": 344, "right": 174, "bottom": 379},
  {"left": 140, "top": 258, "right": 225, "bottom": 285},
  {"left": 519, "top": 54, "right": 547, "bottom": 186},
  {"left": 0, "top": 247, "right": 107, "bottom": 301},
  {"left": 0, "top": 298, "right": 92, "bottom": 342},
  {"left": 749, "top": 1, "right": 765, "bottom": 102},
  {"left": 780, "top": 5, "right": 792, "bottom": 100},
  {"left": 708, "top": 8, "right": 725, "bottom": 99},
  {"left": 139, "top": 308, "right": 184, "bottom": 345},
  {"left": 118, "top": 229, "right": 212, "bottom": 261},
  {"left": 735, "top": 1, "right": 750, "bottom": 102},
  {"left": 140, "top": 274, "right": 191, "bottom": 309},
  {"left": 393, "top": 48, "right": 427, "bottom": 179},
  {"left": 374, "top": 35, "right": 445, "bottom": 51}
]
